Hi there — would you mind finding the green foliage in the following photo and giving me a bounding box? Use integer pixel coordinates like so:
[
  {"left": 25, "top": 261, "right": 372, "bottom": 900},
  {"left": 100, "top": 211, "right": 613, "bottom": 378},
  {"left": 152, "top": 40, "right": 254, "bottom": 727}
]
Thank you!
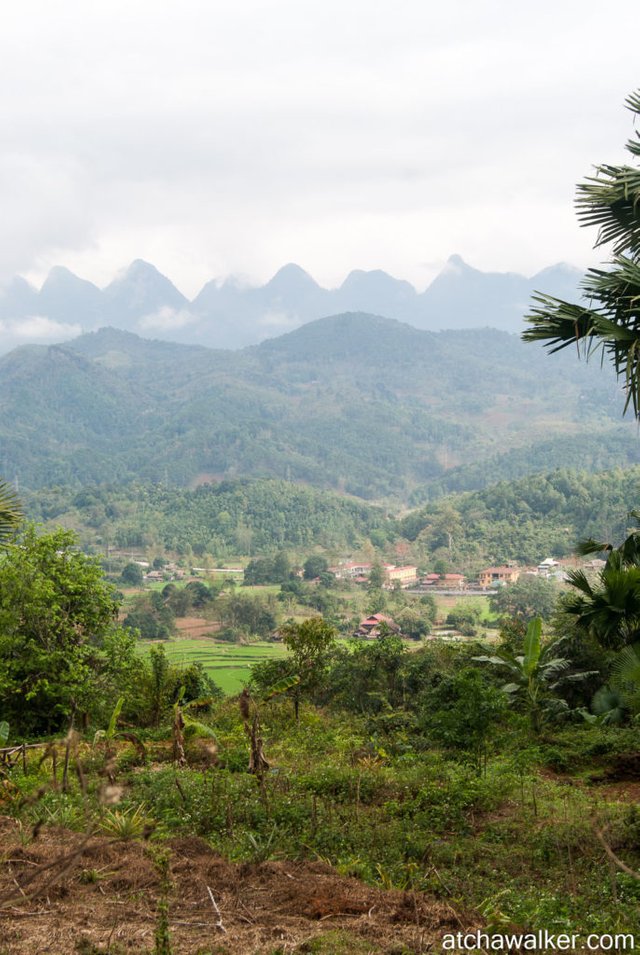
[
  {"left": 367, "top": 561, "right": 385, "bottom": 590},
  {"left": 0, "top": 524, "right": 138, "bottom": 735},
  {"left": 324, "top": 636, "right": 407, "bottom": 715},
  {"left": 280, "top": 617, "right": 337, "bottom": 718},
  {"left": 244, "top": 551, "right": 291, "bottom": 585},
  {"left": 524, "top": 89, "right": 640, "bottom": 418},
  {"left": 402, "top": 466, "right": 640, "bottom": 566},
  {"left": 396, "top": 606, "right": 431, "bottom": 639},
  {"left": 608, "top": 643, "right": 640, "bottom": 717},
  {"left": 0, "top": 478, "right": 22, "bottom": 546},
  {"left": 99, "top": 803, "right": 151, "bottom": 840},
  {"left": 490, "top": 575, "right": 560, "bottom": 621},
  {"left": 136, "top": 645, "right": 220, "bottom": 727},
  {"left": 475, "top": 618, "right": 594, "bottom": 733},
  {"left": 421, "top": 668, "right": 508, "bottom": 772},
  {"left": 124, "top": 592, "right": 175, "bottom": 640},
  {"left": 120, "top": 562, "right": 144, "bottom": 586},
  {"left": 446, "top": 601, "right": 481, "bottom": 636},
  {"left": 217, "top": 592, "right": 278, "bottom": 639},
  {"left": 561, "top": 518, "right": 640, "bottom": 652},
  {"left": 303, "top": 555, "right": 329, "bottom": 580},
  {"left": 26, "top": 479, "right": 392, "bottom": 554}
]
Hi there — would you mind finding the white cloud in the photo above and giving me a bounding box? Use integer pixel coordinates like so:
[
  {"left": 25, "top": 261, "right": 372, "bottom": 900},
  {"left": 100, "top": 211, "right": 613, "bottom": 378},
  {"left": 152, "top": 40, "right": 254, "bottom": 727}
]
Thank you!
[
  {"left": 138, "top": 307, "right": 199, "bottom": 331},
  {"left": 0, "top": 315, "right": 82, "bottom": 352},
  {"left": 0, "top": 1, "right": 638, "bottom": 293},
  {"left": 257, "top": 309, "right": 302, "bottom": 331}
]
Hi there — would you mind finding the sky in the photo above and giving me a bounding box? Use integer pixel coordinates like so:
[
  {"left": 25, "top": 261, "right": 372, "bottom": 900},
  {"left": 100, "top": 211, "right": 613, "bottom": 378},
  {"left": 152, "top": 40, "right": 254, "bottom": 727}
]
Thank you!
[{"left": 0, "top": 0, "right": 639, "bottom": 299}]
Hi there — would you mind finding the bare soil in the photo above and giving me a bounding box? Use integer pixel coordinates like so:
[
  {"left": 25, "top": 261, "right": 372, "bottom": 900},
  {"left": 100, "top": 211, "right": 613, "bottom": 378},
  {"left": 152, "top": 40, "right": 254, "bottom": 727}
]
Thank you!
[
  {"left": 0, "top": 818, "right": 473, "bottom": 954},
  {"left": 174, "top": 617, "right": 220, "bottom": 639}
]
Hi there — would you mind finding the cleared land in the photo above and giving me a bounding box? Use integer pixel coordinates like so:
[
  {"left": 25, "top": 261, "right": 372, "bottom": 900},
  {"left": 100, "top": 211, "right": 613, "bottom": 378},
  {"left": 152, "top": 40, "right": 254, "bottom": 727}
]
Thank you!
[{"left": 0, "top": 818, "right": 474, "bottom": 954}]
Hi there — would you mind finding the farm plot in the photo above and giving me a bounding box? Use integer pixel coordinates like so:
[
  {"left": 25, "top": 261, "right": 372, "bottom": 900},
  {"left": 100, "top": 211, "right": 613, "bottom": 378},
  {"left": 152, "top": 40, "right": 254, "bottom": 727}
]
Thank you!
[{"left": 160, "top": 638, "right": 288, "bottom": 694}]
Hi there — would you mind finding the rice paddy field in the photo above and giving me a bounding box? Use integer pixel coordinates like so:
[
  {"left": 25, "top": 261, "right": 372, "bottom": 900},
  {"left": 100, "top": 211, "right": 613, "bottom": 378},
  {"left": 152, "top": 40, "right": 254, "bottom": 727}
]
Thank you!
[{"left": 156, "top": 638, "right": 288, "bottom": 694}]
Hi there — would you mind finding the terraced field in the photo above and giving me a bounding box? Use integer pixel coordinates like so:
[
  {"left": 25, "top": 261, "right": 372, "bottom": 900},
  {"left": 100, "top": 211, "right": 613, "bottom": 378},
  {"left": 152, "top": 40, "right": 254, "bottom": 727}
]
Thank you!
[{"left": 159, "top": 638, "right": 288, "bottom": 694}]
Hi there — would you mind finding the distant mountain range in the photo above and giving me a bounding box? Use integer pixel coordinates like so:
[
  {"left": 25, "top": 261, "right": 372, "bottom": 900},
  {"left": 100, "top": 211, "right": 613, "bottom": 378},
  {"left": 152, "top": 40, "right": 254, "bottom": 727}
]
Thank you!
[
  {"left": 1, "top": 314, "right": 636, "bottom": 500},
  {"left": 0, "top": 256, "right": 583, "bottom": 353}
]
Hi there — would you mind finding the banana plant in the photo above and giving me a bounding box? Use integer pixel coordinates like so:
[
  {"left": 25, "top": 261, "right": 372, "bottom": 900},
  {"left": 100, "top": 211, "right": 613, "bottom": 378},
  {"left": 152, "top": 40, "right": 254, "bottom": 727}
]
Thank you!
[
  {"left": 475, "top": 618, "right": 595, "bottom": 733},
  {"left": 172, "top": 686, "right": 218, "bottom": 767},
  {"left": 239, "top": 674, "right": 300, "bottom": 776},
  {"left": 93, "top": 697, "right": 146, "bottom": 771}
]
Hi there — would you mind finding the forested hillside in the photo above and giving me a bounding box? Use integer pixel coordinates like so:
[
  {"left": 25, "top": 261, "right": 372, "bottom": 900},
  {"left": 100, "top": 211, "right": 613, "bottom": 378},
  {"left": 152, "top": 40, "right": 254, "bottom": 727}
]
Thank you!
[
  {"left": 2, "top": 315, "right": 637, "bottom": 501},
  {"left": 402, "top": 466, "right": 640, "bottom": 565},
  {"left": 25, "top": 479, "right": 392, "bottom": 556},
  {"left": 23, "top": 467, "right": 640, "bottom": 568}
]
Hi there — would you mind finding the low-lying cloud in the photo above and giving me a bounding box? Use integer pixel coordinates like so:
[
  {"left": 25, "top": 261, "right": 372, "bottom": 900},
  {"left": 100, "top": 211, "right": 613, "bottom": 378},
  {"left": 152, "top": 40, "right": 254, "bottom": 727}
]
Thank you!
[
  {"left": 138, "top": 307, "right": 199, "bottom": 332},
  {"left": 0, "top": 315, "right": 82, "bottom": 353}
]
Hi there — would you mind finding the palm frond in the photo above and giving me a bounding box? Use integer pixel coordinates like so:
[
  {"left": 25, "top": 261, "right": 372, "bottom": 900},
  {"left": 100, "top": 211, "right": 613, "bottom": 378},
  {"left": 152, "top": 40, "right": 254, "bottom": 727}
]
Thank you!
[
  {"left": 0, "top": 480, "right": 22, "bottom": 545},
  {"left": 575, "top": 538, "right": 612, "bottom": 557},
  {"left": 564, "top": 569, "right": 595, "bottom": 598}
]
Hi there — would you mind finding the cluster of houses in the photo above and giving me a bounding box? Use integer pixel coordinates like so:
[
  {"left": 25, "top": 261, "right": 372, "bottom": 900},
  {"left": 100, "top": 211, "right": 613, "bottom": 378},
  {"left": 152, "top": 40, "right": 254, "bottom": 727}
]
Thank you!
[
  {"left": 328, "top": 556, "right": 605, "bottom": 592},
  {"left": 329, "top": 561, "right": 420, "bottom": 587}
]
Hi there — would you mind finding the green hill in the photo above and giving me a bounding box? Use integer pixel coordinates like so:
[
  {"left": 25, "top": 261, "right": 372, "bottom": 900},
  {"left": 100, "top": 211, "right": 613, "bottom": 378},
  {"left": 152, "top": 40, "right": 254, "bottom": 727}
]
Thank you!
[
  {"left": 24, "top": 467, "right": 640, "bottom": 569},
  {"left": 401, "top": 466, "right": 640, "bottom": 565},
  {"left": 2, "top": 316, "right": 638, "bottom": 501},
  {"left": 25, "top": 478, "right": 392, "bottom": 556}
]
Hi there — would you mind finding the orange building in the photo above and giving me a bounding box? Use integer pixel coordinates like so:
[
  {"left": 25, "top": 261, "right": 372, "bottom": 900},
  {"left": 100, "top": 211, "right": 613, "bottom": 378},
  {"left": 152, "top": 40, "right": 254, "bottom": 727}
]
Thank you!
[
  {"left": 384, "top": 564, "right": 418, "bottom": 588},
  {"left": 477, "top": 566, "right": 520, "bottom": 588}
]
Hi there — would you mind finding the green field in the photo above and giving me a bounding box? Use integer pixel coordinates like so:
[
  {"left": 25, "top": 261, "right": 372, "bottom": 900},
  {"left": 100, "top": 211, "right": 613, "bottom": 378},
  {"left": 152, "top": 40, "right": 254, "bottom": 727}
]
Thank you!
[{"left": 157, "top": 638, "right": 288, "bottom": 694}]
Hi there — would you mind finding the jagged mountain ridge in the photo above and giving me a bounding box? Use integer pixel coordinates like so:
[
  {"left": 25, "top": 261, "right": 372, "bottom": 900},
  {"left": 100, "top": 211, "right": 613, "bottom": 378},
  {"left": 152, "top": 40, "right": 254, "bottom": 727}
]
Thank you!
[{"left": 0, "top": 256, "right": 583, "bottom": 353}]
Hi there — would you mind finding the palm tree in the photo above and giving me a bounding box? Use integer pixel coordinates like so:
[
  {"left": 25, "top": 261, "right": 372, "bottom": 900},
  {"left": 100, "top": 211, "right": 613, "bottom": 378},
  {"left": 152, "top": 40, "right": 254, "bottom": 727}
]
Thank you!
[
  {"left": 560, "top": 514, "right": 640, "bottom": 650},
  {"left": 523, "top": 90, "right": 640, "bottom": 417},
  {"left": 0, "top": 479, "right": 22, "bottom": 546},
  {"left": 475, "top": 618, "right": 594, "bottom": 733}
]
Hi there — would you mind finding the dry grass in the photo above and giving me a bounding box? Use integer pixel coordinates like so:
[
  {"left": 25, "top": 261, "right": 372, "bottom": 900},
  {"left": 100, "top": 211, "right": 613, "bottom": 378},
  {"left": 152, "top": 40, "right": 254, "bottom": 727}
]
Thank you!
[{"left": 0, "top": 818, "right": 475, "bottom": 954}]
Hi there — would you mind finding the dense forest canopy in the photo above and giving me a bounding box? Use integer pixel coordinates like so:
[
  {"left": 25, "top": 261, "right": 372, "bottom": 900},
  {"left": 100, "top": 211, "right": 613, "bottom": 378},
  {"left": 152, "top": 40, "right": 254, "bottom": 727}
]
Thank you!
[
  {"left": 21, "top": 467, "right": 640, "bottom": 569},
  {"left": 1, "top": 316, "right": 637, "bottom": 502}
]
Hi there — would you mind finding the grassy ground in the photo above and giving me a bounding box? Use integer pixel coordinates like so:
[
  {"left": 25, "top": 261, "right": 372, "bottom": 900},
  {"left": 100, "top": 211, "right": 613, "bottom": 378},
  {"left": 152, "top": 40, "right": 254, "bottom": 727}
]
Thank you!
[{"left": 2, "top": 712, "right": 639, "bottom": 951}]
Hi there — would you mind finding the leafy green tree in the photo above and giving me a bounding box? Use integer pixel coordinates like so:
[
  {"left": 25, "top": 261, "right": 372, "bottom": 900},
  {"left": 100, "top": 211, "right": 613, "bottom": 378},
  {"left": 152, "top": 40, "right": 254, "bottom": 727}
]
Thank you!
[
  {"left": 184, "top": 580, "right": 213, "bottom": 608},
  {"left": 121, "top": 562, "right": 144, "bottom": 586},
  {"left": 303, "top": 555, "right": 329, "bottom": 580},
  {"left": 244, "top": 554, "right": 291, "bottom": 585},
  {"left": 368, "top": 560, "right": 385, "bottom": 590},
  {"left": 0, "top": 479, "right": 22, "bottom": 546},
  {"left": 446, "top": 601, "right": 481, "bottom": 636},
  {"left": 397, "top": 606, "right": 431, "bottom": 640},
  {"left": 419, "top": 593, "right": 438, "bottom": 623},
  {"left": 218, "top": 592, "right": 278, "bottom": 639},
  {"left": 325, "top": 635, "right": 407, "bottom": 714},
  {"left": 0, "top": 525, "right": 137, "bottom": 735},
  {"left": 523, "top": 90, "right": 640, "bottom": 417},
  {"left": 162, "top": 582, "right": 193, "bottom": 616},
  {"left": 124, "top": 593, "right": 175, "bottom": 640},
  {"left": 490, "top": 575, "right": 560, "bottom": 622},
  {"left": 422, "top": 669, "right": 508, "bottom": 773},
  {"left": 280, "top": 617, "right": 337, "bottom": 720}
]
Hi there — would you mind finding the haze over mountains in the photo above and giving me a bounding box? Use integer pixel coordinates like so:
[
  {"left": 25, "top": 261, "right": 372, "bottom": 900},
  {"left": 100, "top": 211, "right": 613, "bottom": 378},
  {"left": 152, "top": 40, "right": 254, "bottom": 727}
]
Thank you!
[
  {"left": 0, "top": 256, "right": 583, "bottom": 353},
  {"left": 1, "top": 314, "right": 636, "bottom": 501}
]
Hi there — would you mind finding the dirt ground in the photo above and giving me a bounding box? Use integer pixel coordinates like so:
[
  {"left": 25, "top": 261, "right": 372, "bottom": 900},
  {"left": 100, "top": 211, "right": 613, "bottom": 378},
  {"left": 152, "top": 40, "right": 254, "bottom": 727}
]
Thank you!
[
  {"left": 174, "top": 617, "right": 220, "bottom": 639},
  {"left": 0, "top": 818, "right": 473, "bottom": 954}
]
